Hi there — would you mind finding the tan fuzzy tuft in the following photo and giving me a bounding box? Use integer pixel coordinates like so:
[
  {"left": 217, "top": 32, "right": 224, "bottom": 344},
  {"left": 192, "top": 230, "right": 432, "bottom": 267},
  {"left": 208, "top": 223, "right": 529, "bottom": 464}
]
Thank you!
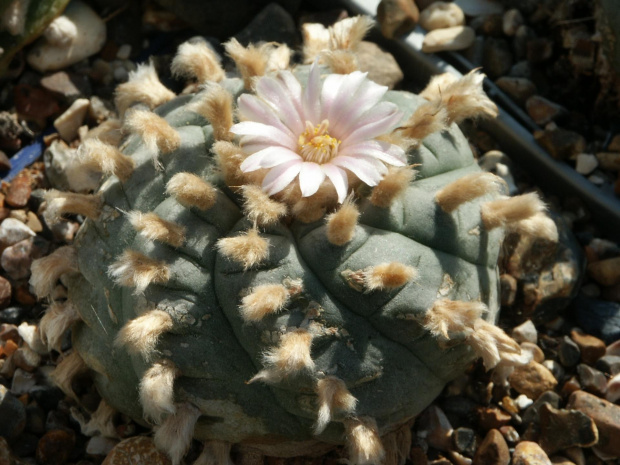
[
  {"left": 322, "top": 50, "right": 360, "bottom": 74},
  {"left": 140, "top": 359, "right": 178, "bottom": 424},
  {"left": 315, "top": 377, "right": 358, "bottom": 434},
  {"left": 115, "top": 62, "right": 175, "bottom": 116},
  {"left": 396, "top": 102, "right": 448, "bottom": 141},
  {"left": 434, "top": 70, "right": 498, "bottom": 124},
  {"left": 241, "top": 185, "right": 287, "bottom": 226},
  {"left": 344, "top": 417, "right": 386, "bottom": 465},
  {"left": 30, "top": 246, "right": 78, "bottom": 299},
  {"left": 78, "top": 138, "right": 135, "bottom": 182},
  {"left": 193, "top": 441, "right": 234, "bottom": 465},
  {"left": 224, "top": 39, "right": 269, "bottom": 90},
  {"left": 108, "top": 250, "right": 171, "bottom": 294},
  {"left": 124, "top": 109, "right": 181, "bottom": 155},
  {"left": 292, "top": 198, "right": 327, "bottom": 224},
  {"left": 154, "top": 402, "right": 201, "bottom": 465},
  {"left": 329, "top": 16, "right": 374, "bottom": 51},
  {"left": 191, "top": 85, "right": 234, "bottom": 141},
  {"left": 83, "top": 118, "right": 123, "bottom": 146},
  {"left": 250, "top": 329, "right": 314, "bottom": 383},
  {"left": 128, "top": 211, "right": 186, "bottom": 247},
  {"left": 213, "top": 141, "right": 246, "bottom": 187},
  {"left": 166, "top": 172, "right": 218, "bottom": 211},
  {"left": 43, "top": 190, "right": 102, "bottom": 225},
  {"left": 419, "top": 73, "right": 459, "bottom": 102},
  {"left": 39, "top": 301, "right": 80, "bottom": 351},
  {"left": 302, "top": 22, "right": 330, "bottom": 63},
  {"left": 382, "top": 423, "right": 412, "bottom": 465},
  {"left": 265, "top": 44, "right": 291, "bottom": 73},
  {"left": 71, "top": 399, "right": 118, "bottom": 438},
  {"left": 481, "top": 192, "right": 546, "bottom": 230},
  {"left": 171, "top": 41, "right": 225, "bottom": 83},
  {"left": 370, "top": 167, "right": 416, "bottom": 208},
  {"left": 468, "top": 319, "right": 530, "bottom": 370},
  {"left": 507, "top": 212, "right": 559, "bottom": 242},
  {"left": 216, "top": 229, "right": 269, "bottom": 270},
  {"left": 50, "top": 351, "right": 88, "bottom": 400},
  {"left": 240, "top": 284, "right": 289, "bottom": 322},
  {"left": 423, "top": 299, "right": 487, "bottom": 340},
  {"left": 115, "top": 309, "right": 173, "bottom": 360},
  {"left": 326, "top": 199, "right": 360, "bottom": 246},
  {"left": 364, "top": 263, "right": 417, "bottom": 291},
  {"left": 435, "top": 172, "right": 506, "bottom": 213}
]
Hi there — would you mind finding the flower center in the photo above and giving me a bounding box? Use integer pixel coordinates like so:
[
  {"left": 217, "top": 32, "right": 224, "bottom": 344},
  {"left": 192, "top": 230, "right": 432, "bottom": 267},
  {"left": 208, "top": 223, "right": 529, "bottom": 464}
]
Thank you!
[{"left": 298, "top": 120, "right": 340, "bottom": 164}]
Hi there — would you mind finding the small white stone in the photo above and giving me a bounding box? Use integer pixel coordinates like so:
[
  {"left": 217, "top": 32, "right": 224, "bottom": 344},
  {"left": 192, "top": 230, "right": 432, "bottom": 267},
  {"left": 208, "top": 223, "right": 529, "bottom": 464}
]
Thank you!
[
  {"left": 0, "top": 218, "right": 35, "bottom": 247},
  {"left": 116, "top": 44, "right": 132, "bottom": 60},
  {"left": 419, "top": 2, "right": 465, "bottom": 31},
  {"left": 17, "top": 322, "right": 47, "bottom": 355},
  {"left": 27, "top": 1, "right": 106, "bottom": 72},
  {"left": 454, "top": 0, "right": 504, "bottom": 16},
  {"left": 422, "top": 26, "right": 476, "bottom": 53},
  {"left": 606, "top": 373, "right": 620, "bottom": 402},
  {"left": 53, "top": 98, "right": 90, "bottom": 142},
  {"left": 502, "top": 9, "right": 523, "bottom": 36},
  {"left": 588, "top": 173, "right": 606, "bottom": 185},
  {"left": 11, "top": 368, "right": 37, "bottom": 395},
  {"left": 86, "top": 436, "right": 118, "bottom": 455},
  {"left": 511, "top": 319, "right": 537, "bottom": 344},
  {"left": 113, "top": 66, "right": 129, "bottom": 82},
  {"left": 575, "top": 153, "right": 599, "bottom": 175},
  {"left": 515, "top": 394, "right": 533, "bottom": 410}
]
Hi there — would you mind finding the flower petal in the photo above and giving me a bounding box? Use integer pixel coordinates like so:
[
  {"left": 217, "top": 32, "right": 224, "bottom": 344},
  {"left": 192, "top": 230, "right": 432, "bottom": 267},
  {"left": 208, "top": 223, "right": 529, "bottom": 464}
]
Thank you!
[
  {"left": 255, "top": 77, "right": 304, "bottom": 134},
  {"left": 231, "top": 121, "right": 297, "bottom": 151},
  {"left": 335, "top": 81, "right": 389, "bottom": 136},
  {"left": 322, "top": 163, "right": 349, "bottom": 203},
  {"left": 341, "top": 103, "right": 403, "bottom": 146},
  {"left": 320, "top": 74, "right": 346, "bottom": 120},
  {"left": 240, "top": 146, "right": 302, "bottom": 172},
  {"left": 237, "top": 94, "right": 294, "bottom": 139},
  {"left": 276, "top": 71, "right": 303, "bottom": 115},
  {"left": 325, "top": 71, "right": 368, "bottom": 135},
  {"left": 298, "top": 162, "right": 326, "bottom": 197},
  {"left": 332, "top": 155, "right": 385, "bottom": 186},
  {"left": 303, "top": 62, "right": 322, "bottom": 124},
  {"left": 262, "top": 159, "right": 303, "bottom": 196},
  {"left": 340, "top": 140, "right": 406, "bottom": 166}
]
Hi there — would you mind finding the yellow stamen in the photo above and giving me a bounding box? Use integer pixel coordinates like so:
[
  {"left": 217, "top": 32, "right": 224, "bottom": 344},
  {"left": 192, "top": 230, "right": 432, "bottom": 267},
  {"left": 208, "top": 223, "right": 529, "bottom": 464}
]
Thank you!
[{"left": 298, "top": 120, "right": 340, "bottom": 164}]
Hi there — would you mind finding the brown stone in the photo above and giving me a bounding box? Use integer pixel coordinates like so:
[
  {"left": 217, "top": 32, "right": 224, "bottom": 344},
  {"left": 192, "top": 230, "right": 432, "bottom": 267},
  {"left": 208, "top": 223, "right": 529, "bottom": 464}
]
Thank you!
[
  {"left": 609, "top": 134, "right": 620, "bottom": 152},
  {"left": 560, "top": 376, "right": 581, "bottom": 398},
  {"left": 538, "top": 404, "right": 598, "bottom": 455},
  {"left": 0, "top": 324, "right": 19, "bottom": 342},
  {"left": 26, "top": 212, "right": 43, "bottom": 233},
  {"left": 0, "top": 276, "right": 11, "bottom": 309},
  {"left": 5, "top": 175, "right": 31, "bottom": 209},
  {"left": 14, "top": 284, "right": 36, "bottom": 306},
  {"left": 377, "top": 0, "right": 419, "bottom": 39},
  {"left": 534, "top": 127, "right": 586, "bottom": 161},
  {"left": 509, "top": 362, "right": 558, "bottom": 400},
  {"left": 527, "top": 38, "right": 554, "bottom": 63},
  {"left": 102, "top": 437, "right": 171, "bottom": 465},
  {"left": 521, "top": 342, "right": 545, "bottom": 363},
  {"left": 476, "top": 407, "right": 512, "bottom": 430},
  {"left": 587, "top": 257, "right": 620, "bottom": 287},
  {"left": 570, "top": 330, "right": 606, "bottom": 365},
  {"left": 495, "top": 77, "right": 537, "bottom": 104},
  {"left": 36, "top": 429, "right": 76, "bottom": 465},
  {"left": 526, "top": 95, "right": 566, "bottom": 126},
  {"left": 472, "top": 429, "right": 509, "bottom": 465},
  {"left": 512, "top": 441, "right": 552, "bottom": 465},
  {"left": 567, "top": 390, "right": 620, "bottom": 457},
  {"left": 14, "top": 85, "right": 61, "bottom": 121},
  {"left": 357, "top": 42, "right": 404, "bottom": 89}
]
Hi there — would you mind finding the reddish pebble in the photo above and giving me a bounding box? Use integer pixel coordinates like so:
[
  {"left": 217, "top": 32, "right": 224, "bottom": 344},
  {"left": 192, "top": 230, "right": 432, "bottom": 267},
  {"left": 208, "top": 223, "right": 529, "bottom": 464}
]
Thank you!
[
  {"left": 512, "top": 441, "right": 552, "bottom": 465},
  {"left": 36, "top": 429, "right": 75, "bottom": 465},
  {"left": 570, "top": 329, "right": 606, "bottom": 365},
  {"left": 102, "top": 436, "right": 171, "bottom": 465},
  {"left": 568, "top": 390, "right": 620, "bottom": 457},
  {"left": 472, "top": 429, "right": 509, "bottom": 465},
  {"left": 5, "top": 175, "right": 31, "bottom": 208},
  {"left": 476, "top": 406, "right": 512, "bottom": 430}
]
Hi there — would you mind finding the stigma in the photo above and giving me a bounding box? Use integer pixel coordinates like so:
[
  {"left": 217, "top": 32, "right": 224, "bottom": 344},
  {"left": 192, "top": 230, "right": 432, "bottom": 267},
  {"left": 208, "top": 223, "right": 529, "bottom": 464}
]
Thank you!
[{"left": 298, "top": 120, "right": 340, "bottom": 164}]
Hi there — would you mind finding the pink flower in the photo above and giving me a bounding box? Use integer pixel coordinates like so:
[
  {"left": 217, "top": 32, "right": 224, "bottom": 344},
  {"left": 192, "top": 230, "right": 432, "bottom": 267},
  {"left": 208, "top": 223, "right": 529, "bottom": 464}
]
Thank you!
[{"left": 230, "top": 64, "right": 407, "bottom": 203}]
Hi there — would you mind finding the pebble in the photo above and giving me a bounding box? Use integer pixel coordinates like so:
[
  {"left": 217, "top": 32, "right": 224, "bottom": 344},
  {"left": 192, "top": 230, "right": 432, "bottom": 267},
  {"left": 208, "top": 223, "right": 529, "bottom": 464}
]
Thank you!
[
  {"left": 452, "top": 427, "right": 477, "bottom": 456},
  {"left": 5, "top": 175, "right": 32, "bottom": 208},
  {"left": 422, "top": 26, "right": 476, "bottom": 53},
  {"left": 509, "top": 362, "right": 558, "bottom": 400},
  {"left": 472, "top": 429, "right": 508, "bottom": 465},
  {"left": 53, "top": 98, "right": 90, "bottom": 143},
  {"left": 527, "top": 38, "right": 554, "bottom": 64},
  {"left": 0, "top": 218, "right": 36, "bottom": 247},
  {"left": 482, "top": 38, "right": 513, "bottom": 79},
  {"left": 0, "top": 151, "right": 11, "bottom": 172},
  {"left": 454, "top": 0, "right": 503, "bottom": 16},
  {"left": 476, "top": 406, "right": 512, "bottom": 430},
  {"left": 102, "top": 436, "right": 171, "bottom": 465},
  {"left": 560, "top": 376, "right": 582, "bottom": 398},
  {"left": 576, "top": 364, "right": 607, "bottom": 396},
  {"left": 515, "top": 394, "right": 533, "bottom": 411},
  {"left": 116, "top": 44, "right": 132, "bottom": 60},
  {"left": 538, "top": 403, "right": 598, "bottom": 455},
  {"left": 27, "top": 1, "right": 106, "bottom": 72},
  {"left": 512, "top": 320, "right": 537, "bottom": 344},
  {"left": 13, "top": 431, "right": 39, "bottom": 457},
  {"left": 568, "top": 390, "right": 620, "bottom": 457},
  {"left": 26, "top": 212, "right": 43, "bottom": 233},
  {"left": 40, "top": 72, "right": 84, "bottom": 98},
  {"left": 526, "top": 95, "right": 566, "bottom": 125},
  {"left": 542, "top": 360, "right": 565, "bottom": 382},
  {"left": 0, "top": 323, "right": 19, "bottom": 342},
  {"left": 571, "top": 295, "right": 620, "bottom": 344},
  {"left": 36, "top": 429, "right": 76, "bottom": 465},
  {"left": 522, "top": 391, "right": 562, "bottom": 425},
  {"left": 558, "top": 336, "right": 581, "bottom": 368},
  {"left": 11, "top": 368, "right": 36, "bottom": 395},
  {"left": 419, "top": 2, "right": 465, "bottom": 30},
  {"left": 606, "top": 373, "right": 620, "bottom": 402},
  {"left": 377, "top": 0, "right": 420, "bottom": 38},
  {"left": 502, "top": 8, "right": 523, "bottom": 36},
  {"left": 357, "top": 42, "right": 404, "bottom": 89},
  {"left": 86, "top": 436, "right": 118, "bottom": 456},
  {"left": 420, "top": 405, "right": 453, "bottom": 451},
  {"left": 13, "top": 346, "right": 41, "bottom": 372},
  {"left": 0, "top": 437, "right": 15, "bottom": 464},
  {"left": 0, "top": 276, "right": 10, "bottom": 309},
  {"left": 512, "top": 441, "right": 552, "bottom": 465},
  {"left": 534, "top": 126, "right": 586, "bottom": 160},
  {"left": 0, "top": 384, "right": 26, "bottom": 440},
  {"left": 521, "top": 342, "right": 545, "bottom": 363},
  {"left": 499, "top": 425, "right": 519, "bottom": 444},
  {"left": 596, "top": 152, "right": 620, "bottom": 171},
  {"left": 569, "top": 330, "right": 606, "bottom": 365},
  {"left": 595, "top": 355, "right": 620, "bottom": 376},
  {"left": 1, "top": 237, "right": 49, "bottom": 280},
  {"left": 0, "top": 307, "right": 30, "bottom": 325},
  {"left": 587, "top": 257, "right": 620, "bottom": 287},
  {"left": 575, "top": 154, "right": 598, "bottom": 175},
  {"left": 495, "top": 76, "right": 536, "bottom": 104},
  {"left": 26, "top": 403, "right": 46, "bottom": 435}
]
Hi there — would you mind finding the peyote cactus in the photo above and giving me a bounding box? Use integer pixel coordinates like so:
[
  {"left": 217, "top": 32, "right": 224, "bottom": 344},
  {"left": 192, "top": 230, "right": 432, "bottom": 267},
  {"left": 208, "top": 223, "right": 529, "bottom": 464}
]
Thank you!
[{"left": 31, "top": 16, "right": 556, "bottom": 465}]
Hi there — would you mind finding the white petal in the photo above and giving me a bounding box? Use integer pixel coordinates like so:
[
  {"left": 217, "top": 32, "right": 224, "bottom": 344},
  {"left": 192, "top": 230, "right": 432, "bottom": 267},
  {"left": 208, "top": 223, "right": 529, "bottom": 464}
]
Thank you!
[
  {"left": 262, "top": 160, "right": 303, "bottom": 196},
  {"left": 335, "top": 81, "right": 389, "bottom": 136},
  {"left": 341, "top": 103, "right": 403, "bottom": 146},
  {"left": 325, "top": 72, "right": 368, "bottom": 135},
  {"left": 322, "top": 163, "right": 349, "bottom": 203},
  {"left": 255, "top": 77, "right": 304, "bottom": 134},
  {"left": 303, "top": 62, "right": 322, "bottom": 124},
  {"left": 237, "top": 94, "right": 294, "bottom": 138},
  {"left": 240, "top": 146, "right": 302, "bottom": 172},
  {"left": 332, "top": 156, "right": 384, "bottom": 186},
  {"left": 320, "top": 74, "right": 346, "bottom": 121},
  {"left": 340, "top": 140, "right": 406, "bottom": 166},
  {"left": 298, "top": 162, "right": 326, "bottom": 197},
  {"left": 276, "top": 71, "right": 303, "bottom": 116},
  {"left": 231, "top": 121, "right": 297, "bottom": 151}
]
